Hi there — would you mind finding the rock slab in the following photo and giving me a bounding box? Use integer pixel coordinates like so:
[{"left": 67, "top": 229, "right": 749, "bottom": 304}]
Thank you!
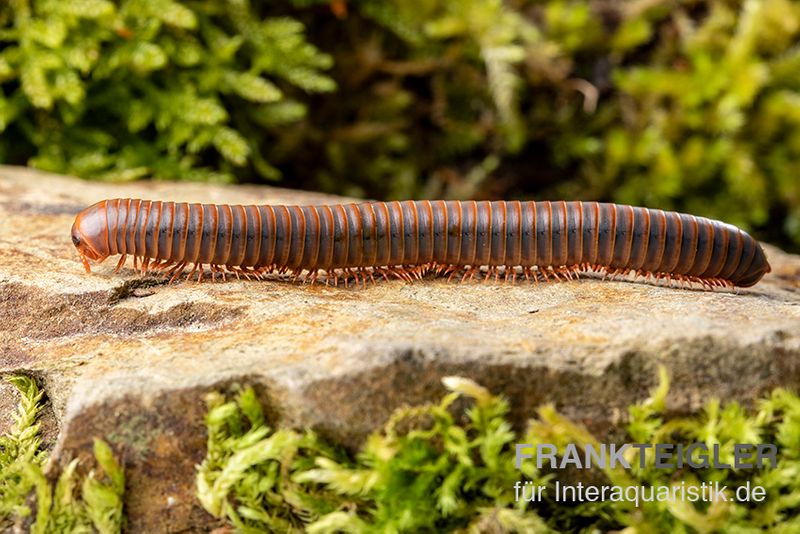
[{"left": 1, "top": 166, "right": 799, "bottom": 532}]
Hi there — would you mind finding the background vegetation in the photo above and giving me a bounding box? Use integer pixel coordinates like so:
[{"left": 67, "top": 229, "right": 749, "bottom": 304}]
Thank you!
[{"left": 1, "top": 0, "right": 799, "bottom": 251}]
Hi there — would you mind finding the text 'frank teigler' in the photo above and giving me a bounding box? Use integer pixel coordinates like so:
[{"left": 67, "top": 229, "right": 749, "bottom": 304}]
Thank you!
[{"left": 514, "top": 442, "right": 777, "bottom": 470}]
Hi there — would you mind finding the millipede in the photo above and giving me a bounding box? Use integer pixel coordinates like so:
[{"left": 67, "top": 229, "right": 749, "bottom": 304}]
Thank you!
[{"left": 70, "top": 199, "right": 771, "bottom": 289}]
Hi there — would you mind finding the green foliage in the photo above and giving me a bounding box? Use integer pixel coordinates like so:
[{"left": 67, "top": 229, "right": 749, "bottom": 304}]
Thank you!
[
  {"left": 0, "top": 0, "right": 334, "bottom": 181},
  {"left": 0, "top": 376, "right": 125, "bottom": 533},
  {"left": 596, "top": 0, "right": 800, "bottom": 240},
  {"left": 200, "top": 370, "right": 800, "bottom": 533},
  {"left": 527, "top": 368, "right": 800, "bottom": 532},
  {"left": 197, "top": 378, "right": 550, "bottom": 532},
  {"left": 0, "top": 375, "right": 47, "bottom": 523}
]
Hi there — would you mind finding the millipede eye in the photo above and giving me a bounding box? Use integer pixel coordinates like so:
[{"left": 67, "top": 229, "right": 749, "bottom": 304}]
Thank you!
[{"left": 72, "top": 234, "right": 81, "bottom": 246}]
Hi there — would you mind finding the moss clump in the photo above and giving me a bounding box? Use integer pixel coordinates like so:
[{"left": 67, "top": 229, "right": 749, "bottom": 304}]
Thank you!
[
  {"left": 197, "top": 379, "right": 549, "bottom": 532},
  {"left": 0, "top": 376, "right": 125, "bottom": 533},
  {"left": 198, "top": 368, "right": 800, "bottom": 532},
  {"left": 0, "top": 0, "right": 334, "bottom": 182}
]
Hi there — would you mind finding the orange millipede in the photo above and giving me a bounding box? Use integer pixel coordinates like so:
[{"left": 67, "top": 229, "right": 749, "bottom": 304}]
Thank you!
[{"left": 71, "top": 199, "right": 771, "bottom": 289}]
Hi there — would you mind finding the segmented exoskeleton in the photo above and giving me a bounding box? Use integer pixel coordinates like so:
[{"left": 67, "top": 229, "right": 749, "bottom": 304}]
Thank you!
[{"left": 71, "top": 199, "right": 771, "bottom": 288}]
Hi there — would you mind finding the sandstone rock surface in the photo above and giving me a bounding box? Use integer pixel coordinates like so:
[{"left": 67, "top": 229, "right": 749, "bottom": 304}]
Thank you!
[{"left": 1, "top": 165, "right": 799, "bottom": 532}]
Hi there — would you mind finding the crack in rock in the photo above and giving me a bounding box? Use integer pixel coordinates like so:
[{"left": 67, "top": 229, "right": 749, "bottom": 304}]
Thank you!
[{"left": 0, "top": 282, "right": 243, "bottom": 343}]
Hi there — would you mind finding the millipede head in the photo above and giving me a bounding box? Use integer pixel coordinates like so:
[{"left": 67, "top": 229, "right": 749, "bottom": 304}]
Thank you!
[{"left": 71, "top": 201, "right": 111, "bottom": 273}]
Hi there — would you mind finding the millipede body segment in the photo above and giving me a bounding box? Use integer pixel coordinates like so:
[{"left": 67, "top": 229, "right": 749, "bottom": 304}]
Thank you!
[{"left": 71, "top": 199, "right": 771, "bottom": 289}]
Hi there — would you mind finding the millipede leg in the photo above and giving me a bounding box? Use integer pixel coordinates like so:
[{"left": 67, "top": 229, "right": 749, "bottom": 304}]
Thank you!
[
  {"left": 114, "top": 254, "right": 127, "bottom": 273},
  {"left": 154, "top": 258, "right": 168, "bottom": 273},
  {"left": 224, "top": 266, "right": 237, "bottom": 281},
  {"left": 155, "top": 260, "right": 175, "bottom": 271},
  {"left": 185, "top": 263, "right": 198, "bottom": 282},
  {"left": 443, "top": 266, "right": 458, "bottom": 282},
  {"left": 372, "top": 267, "right": 390, "bottom": 282},
  {"left": 468, "top": 266, "right": 479, "bottom": 282},
  {"left": 388, "top": 267, "right": 410, "bottom": 282},
  {"left": 441, "top": 265, "right": 457, "bottom": 281},
  {"left": 558, "top": 266, "right": 575, "bottom": 280},
  {"left": 216, "top": 265, "right": 226, "bottom": 280},
  {"left": 419, "top": 265, "right": 429, "bottom": 279},
  {"left": 166, "top": 262, "right": 187, "bottom": 284}
]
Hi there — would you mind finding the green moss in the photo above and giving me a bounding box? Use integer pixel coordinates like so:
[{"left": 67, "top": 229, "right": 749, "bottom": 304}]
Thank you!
[
  {"left": 5, "top": 368, "right": 800, "bottom": 531},
  {"left": 0, "top": 0, "right": 334, "bottom": 182},
  {"left": 198, "top": 369, "right": 800, "bottom": 532},
  {"left": 0, "top": 375, "right": 47, "bottom": 524},
  {"left": 0, "top": 376, "right": 125, "bottom": 533},
  {"left": 197, "top": 379, "right": 551, "bottom": 532}
]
